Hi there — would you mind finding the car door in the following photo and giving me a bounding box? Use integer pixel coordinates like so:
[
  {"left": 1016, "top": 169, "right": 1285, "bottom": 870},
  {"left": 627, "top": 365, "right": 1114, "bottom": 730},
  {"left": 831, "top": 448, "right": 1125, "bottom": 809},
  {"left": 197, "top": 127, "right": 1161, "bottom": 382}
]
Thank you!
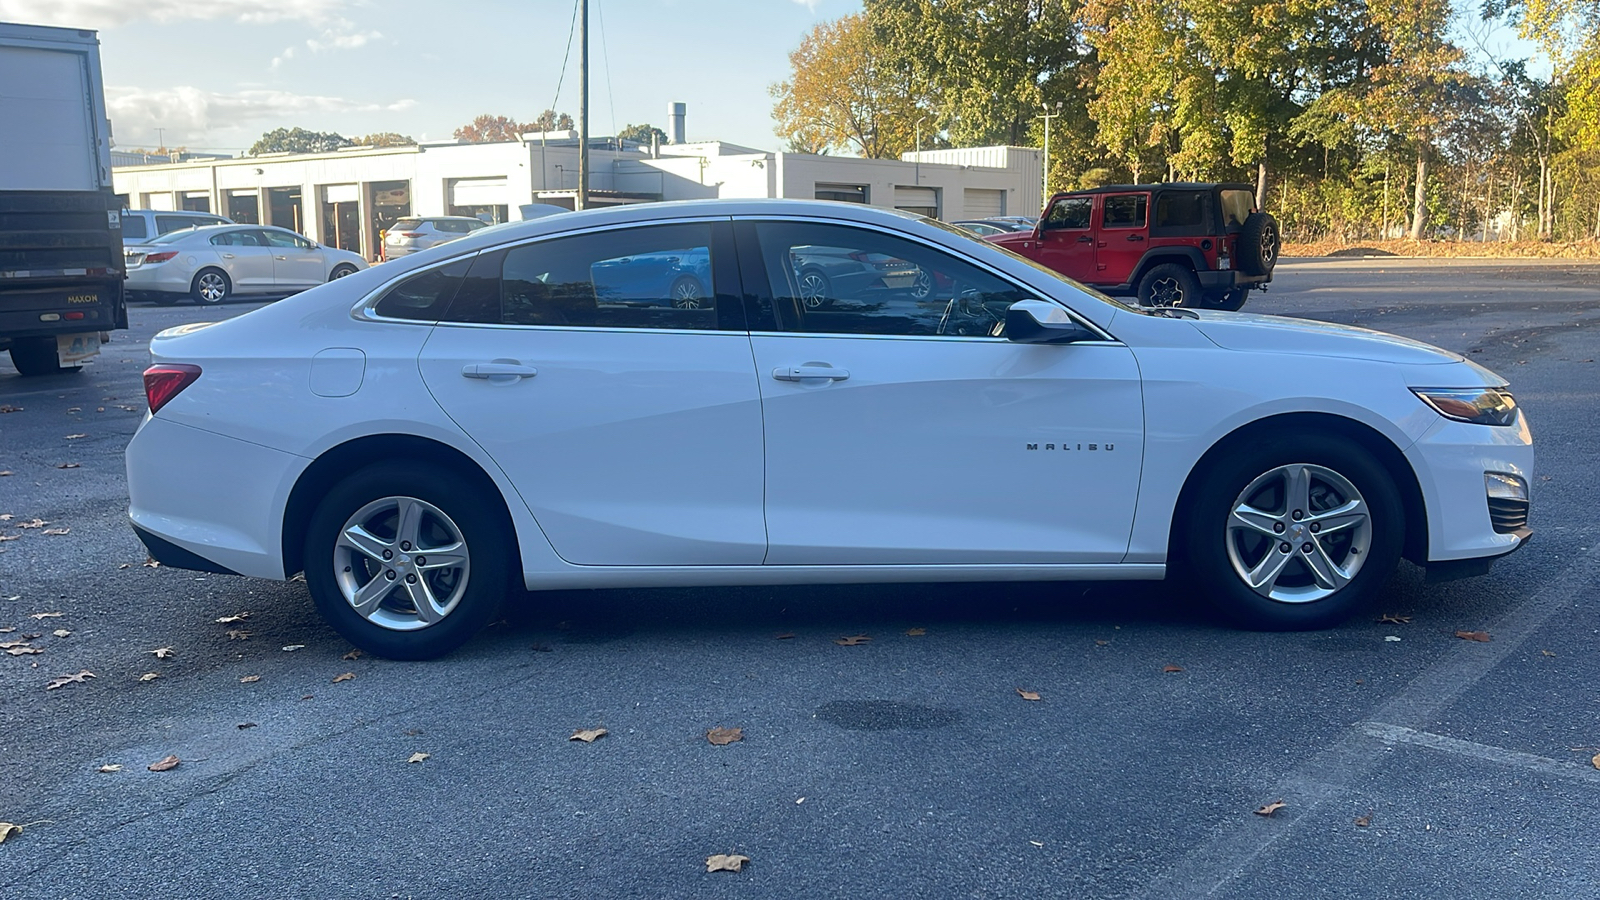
[
  {"left": 1094, "top": 192, "right": 1151, "bottom": 286},
  {"left": 416, "top": 219, "right": 768, "bottom": 566},
  {"left": 1033, "top": 196, "right": 1096, "bottom": 281},
  {"left": 740, "top": 219, "right": 1145, "bottom": 566},
  {"left": 263, "top": 228, "right": 325, "bottom": 288},
  {"left": 208, "top": 229, "right": 275, "bottom": 292}
]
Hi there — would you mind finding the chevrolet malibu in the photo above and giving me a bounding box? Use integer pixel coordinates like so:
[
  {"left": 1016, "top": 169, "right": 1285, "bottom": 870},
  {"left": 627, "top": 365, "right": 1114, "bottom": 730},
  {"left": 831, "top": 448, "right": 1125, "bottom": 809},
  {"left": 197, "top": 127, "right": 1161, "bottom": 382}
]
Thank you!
[
  {"left": 124, "top": 224, "right": 367, "bottom": 305},
  {"left": 125, "top": 200, "right": 1532, "bottom": 659}
]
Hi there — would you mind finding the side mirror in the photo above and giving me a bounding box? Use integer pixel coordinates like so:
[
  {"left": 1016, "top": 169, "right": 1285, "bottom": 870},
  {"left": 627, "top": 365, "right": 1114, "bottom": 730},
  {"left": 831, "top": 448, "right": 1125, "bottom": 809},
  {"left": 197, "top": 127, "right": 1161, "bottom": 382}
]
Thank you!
[{"left": 1006, "top": 299, "right": 1095, "bottom": 344}]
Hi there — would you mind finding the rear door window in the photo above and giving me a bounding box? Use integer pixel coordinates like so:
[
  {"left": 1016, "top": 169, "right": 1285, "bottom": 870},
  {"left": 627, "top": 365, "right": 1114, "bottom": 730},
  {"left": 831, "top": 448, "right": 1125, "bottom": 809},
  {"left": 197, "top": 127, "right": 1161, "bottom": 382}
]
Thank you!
[
  {"left": 1100, "top": 194, "right": 1148, "bottom": 229},
  {"left": 121, "top": 215, "right": 149, "bottom": 240}
]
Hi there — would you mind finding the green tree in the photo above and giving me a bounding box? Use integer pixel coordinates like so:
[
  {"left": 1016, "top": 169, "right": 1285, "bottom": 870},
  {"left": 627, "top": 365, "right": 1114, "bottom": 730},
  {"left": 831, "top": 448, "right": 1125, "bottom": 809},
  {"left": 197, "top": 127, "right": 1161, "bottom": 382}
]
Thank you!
[
  {"left": 249, "top": 127, "right": 352, "bottom": 155},
  {"left": 618, "top": 123, "right": 668, "bottom": 147},
  {"left": 531, "top": 109, "right": 576, "bottom": 131}
]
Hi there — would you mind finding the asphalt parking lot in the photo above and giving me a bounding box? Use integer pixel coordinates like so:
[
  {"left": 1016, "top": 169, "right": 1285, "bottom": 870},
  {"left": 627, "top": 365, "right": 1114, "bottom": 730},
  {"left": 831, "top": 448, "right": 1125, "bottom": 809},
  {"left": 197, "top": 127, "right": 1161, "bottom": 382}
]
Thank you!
[{"left": 2, "top": 258, "right": 1598, "bottom": 899}]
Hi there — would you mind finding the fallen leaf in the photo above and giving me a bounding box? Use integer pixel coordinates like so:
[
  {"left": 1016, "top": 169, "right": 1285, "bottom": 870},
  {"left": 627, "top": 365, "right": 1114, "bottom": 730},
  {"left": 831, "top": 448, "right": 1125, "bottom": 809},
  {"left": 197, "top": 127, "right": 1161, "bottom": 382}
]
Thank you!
[
  {"left": 147, "top": 755, "right": 180, "bottom": 772},
  {"left": 226, "top": 630, "right": 250, "bottom": 641},
  {"left": 67, "top": 407, "right": 80, "bottom": 412},
  {"left": 29, "top": 612, "right": 62, "bottom": 619},
  {"left": 299, "top": 694, "right": 313, "bottom": 700},
  {"left": 142, "top": 557, "right": 160, "bottom": 568},
  {"left": 17, "top": 519, "right": 46, "bottom": 529},
  {"left": 0, "top": 535, "right": 16, "bottom": 543},
  {"left": 97, "top": 764, "right": 121, "bottom": 773},
  {"left": 706, "top": 854, "right": 749, "bottom": 873},
  {"left": 1016, "top": 688, "right": 1042, "bottom": 701},
  {"left": 1095, "top": 639, "right": 1110, "bottom": 646},
  {"left": 1254, "top": 801, "right": 1287, "bottom": 817},
  {"left": 55, "top": 463, "right": 80, "bottom": 469},
  {"left": 149, "top": 646, "right": 175, "bottom": 659},
  {"left": 45, "top": 670, "right": 94, "bottom": 690},
  {"left": 774, "top": 632, "right": 796, "bottom": 640},
  {"left": 1542, "top": 650, "right": 1557, "bottom": 658},
  {"left": 1454, "top": 630, "right": 1492, "bottom": 643},
  {"left": 1029, "top": 840, "right": 1045, "bottom": 847},
  {"left": 139, "top": 673, "right": 158, "bottom": 682},
  {"left": 0, "top": 471, "right": 11, "bottom": 477},
  {"left": 64, "top": 433, "right": 86, "bottom": 440},
  {"left": 1592, "top": 753, "right": 1600, "bottom": 771},
  {"left": 570, "top": 728, "right": 608, "bottom": 743},
  {"left": 332, "top": 672, "right": 355, "bottom": 683},
  {"left": 42, "top": 528, "right": 69, "bottom": 536},
  {"left": 240, "top": 675, "right": 260, "bottom": 683},
  {"left": 1384, "top": 635, "right": 1402, "bottom": 642},
  {"left": 0, "top": 627, "right": 13, "bottom": 633},
  {"left": 0, "top": 823, "right": 20, "bottom": 843},
  {"left": 406, "top": 752, "right": 429, "bottom": 764},
  {"left": 52, "top": 629, "right": 69, "bottom": 638},
  {"left": 905, "top": 627, "right": 927, "bottom": 636},
  {"left": 214, "top": 612, "right": 250, "bottom": 624},
  {"left": 707, "top": 726, "right": 744, "bottom": 746},
  {"left": 1354, "top": 813, "right": 1372, "bottom": 827},
  {"left": 834, "top": 634, "right": 871, "bottom": 646},
  {"left": 118, "top": 563, "right": 129, "bottom": 569},
  {"left": 1162, "top": 665, "right": 1184, "bottom": 673},
  {"left": 0, "top": 404, "right": 20, "bottom": 412},
  {"left": 5, "top": 646, "right": 41, "bottom": 656},
  {"left": 342, "top": 649, "right": 362, "bottom": 660},
  {"left": 1376, "top": 614, "right": 1412, "bottom": 624},
  {"left": 282, "top": 644, "right": 305, "bottom": 652},
  {"left": 238, "top": 722, "right": 257, "bottom": 730}
]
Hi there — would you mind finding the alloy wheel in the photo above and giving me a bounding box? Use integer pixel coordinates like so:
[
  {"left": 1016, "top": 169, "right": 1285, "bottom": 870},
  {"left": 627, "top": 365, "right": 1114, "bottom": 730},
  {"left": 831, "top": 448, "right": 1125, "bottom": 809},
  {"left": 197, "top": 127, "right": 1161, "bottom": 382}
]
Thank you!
[
  {"left": 1224, "top": 463, "right": 1372, "bottom": 603},
  {"left": 1148, "top": 277, "right": 1184, "bottom": 307},
  {"left": 333, "top": 496, "right": 471, "bottom": 631},
  {"left": 197, "top": 272, "right": 227, "bottom": 303},
  {"left": 670, "top": 278, "right": 706, "bottom": 309},
  {"left": 798, "top": 271, "right": 829, "bottom": 308}
]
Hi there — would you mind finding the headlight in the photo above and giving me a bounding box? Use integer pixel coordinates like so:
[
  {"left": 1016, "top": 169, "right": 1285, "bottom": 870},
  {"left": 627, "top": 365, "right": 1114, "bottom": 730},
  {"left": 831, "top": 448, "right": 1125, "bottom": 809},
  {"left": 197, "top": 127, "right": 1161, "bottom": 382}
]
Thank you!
[{"left": 1412, "top": 387, "right": 1518, "bottom": 426}]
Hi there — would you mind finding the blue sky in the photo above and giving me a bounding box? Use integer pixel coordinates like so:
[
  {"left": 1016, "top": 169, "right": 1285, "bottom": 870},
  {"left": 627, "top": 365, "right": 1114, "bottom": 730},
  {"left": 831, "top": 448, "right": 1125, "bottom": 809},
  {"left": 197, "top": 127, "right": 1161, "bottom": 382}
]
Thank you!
[
  {"left": 0, "top": 0, "right": 1546, "bottom": 157},
  {"left": 0, "top": 0, "right": 855, "bottom": 153}
]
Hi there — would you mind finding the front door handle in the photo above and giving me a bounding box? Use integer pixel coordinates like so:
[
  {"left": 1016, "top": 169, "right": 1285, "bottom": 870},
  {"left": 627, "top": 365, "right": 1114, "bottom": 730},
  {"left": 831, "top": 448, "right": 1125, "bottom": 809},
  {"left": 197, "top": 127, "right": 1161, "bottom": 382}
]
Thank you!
[
  {"left": 772, "top": 365, "right": 849, "bottom": 382},
  {"left": 462, "top": 362, "right": 539, "bottom": 380},
  {"left": 220, "top": 252, "right": 236, "bottom": 259},
  {"left": 1076, "top": 235, "right": 1092, "bottom": 243}
]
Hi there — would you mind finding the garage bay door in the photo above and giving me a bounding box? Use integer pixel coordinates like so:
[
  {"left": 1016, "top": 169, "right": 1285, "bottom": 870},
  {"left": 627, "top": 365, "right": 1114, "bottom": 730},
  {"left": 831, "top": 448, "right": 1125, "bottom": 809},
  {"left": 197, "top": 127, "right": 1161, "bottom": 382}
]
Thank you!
[
  {"left": 964, "top": 188, "right": 1005, "bottom": 219},
  {"left": 893, "top": 186, "right": 938, "bottom": 217},
  {"left": 450, "top": 177, "right": 508, "bottom": 207}
]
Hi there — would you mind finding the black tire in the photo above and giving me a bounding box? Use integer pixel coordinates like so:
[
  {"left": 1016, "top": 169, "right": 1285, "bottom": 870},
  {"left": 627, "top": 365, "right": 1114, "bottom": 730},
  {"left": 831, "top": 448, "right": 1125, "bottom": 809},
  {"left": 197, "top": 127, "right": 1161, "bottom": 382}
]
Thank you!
[
  {"left": 1209, "top": 289, "right": 1249, "bottom": 312},
  {"left": 9, "top": 337, "right": 81, "bottom": 377},
  {"left": 149, "top": 293, "right": 181, "bottom": 307},
  {"left": 669, "top": 275, "right": 707, "bottom": 309},
  {"left": 329, "top": 264, "right": 358, "bottom": 281},
  {"left": 303, "top": 461, "right": 511, "bottom": 660},
  {"left": 796, "top": 267, "right": 832, "bottom": 309},
  {"left": 1237, "top": 212, "right": 1281, "bottom": 276},
  {"left": 191, "top": 268, "right": 231, "bottom": 305},
  {"left": 1137, "top": 263, "right": 1202, "bottom": 308},
  {"left": 1182, "top": 433, "right": 1403, "bottom": 630}
]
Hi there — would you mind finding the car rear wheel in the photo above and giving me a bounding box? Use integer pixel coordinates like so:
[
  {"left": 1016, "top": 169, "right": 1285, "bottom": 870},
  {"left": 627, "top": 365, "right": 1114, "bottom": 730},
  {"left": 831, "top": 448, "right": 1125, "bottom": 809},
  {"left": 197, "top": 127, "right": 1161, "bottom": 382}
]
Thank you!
[
  {"left": 669, "top": 275, "right": 707, "bottom": 309},
  {"left": 1183, "top": 433, "right": 1403, "bottom": 630},
  {"left": 191, "top": 268, "right": 231, "bottom": 305},
  {"left": 797, "top": 268, "right": 832, "bottom": 309},
  {"left": 1210, "top": 289, "right": 1249, "bottom": 312},
  {"left": 303, "top": 461, "right": 510, "bottom": 660},
  {"left": 1138, "top": 264, "right": 1202, "bottom": 308}
]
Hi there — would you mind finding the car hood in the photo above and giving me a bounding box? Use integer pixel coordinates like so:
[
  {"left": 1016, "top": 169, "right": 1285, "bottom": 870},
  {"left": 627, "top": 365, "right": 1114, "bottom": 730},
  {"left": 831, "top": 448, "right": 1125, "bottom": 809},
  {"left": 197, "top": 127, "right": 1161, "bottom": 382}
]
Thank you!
[{"left": 1188, "top": 310, "right": 1464, "bottom": 366}]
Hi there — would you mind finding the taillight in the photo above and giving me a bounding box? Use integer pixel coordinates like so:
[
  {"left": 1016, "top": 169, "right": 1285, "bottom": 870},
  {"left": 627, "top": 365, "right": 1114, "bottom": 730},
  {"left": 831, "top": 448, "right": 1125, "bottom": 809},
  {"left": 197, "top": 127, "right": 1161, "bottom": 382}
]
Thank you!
[
  {"left": 143, "top": 364, "right": 202, "bottom": 413},
  {"left": 399, "top": 232, "right": 424, "bottom": 238},
  {"left": 144, "top": 251, "right": 179, "bottom": 263}
]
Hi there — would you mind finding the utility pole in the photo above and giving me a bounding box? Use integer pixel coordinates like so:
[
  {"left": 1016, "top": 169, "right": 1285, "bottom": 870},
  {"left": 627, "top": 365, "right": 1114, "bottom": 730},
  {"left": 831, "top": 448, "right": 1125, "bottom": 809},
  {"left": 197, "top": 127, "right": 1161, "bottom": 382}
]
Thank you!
[
  {"left": 576, "top": 0, "right": 589, "bottom": 210},
  {"left": 1035, "top": 102, "right": 1062, "bottom": 200}
]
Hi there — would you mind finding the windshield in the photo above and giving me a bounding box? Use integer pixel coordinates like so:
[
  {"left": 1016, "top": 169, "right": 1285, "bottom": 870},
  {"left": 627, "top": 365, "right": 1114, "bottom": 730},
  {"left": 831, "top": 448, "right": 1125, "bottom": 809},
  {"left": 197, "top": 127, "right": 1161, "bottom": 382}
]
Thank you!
[
  {"left": 147, "top": 227, "right": 202, "bottom": 244},
  {"left": 920, "top": 218, "right": 1147, "bottom": 315}
]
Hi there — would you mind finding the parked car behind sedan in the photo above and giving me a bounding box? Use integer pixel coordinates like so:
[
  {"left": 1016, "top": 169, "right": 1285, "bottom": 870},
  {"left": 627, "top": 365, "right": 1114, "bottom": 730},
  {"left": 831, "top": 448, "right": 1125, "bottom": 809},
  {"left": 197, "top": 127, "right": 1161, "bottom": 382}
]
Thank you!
[
  {"left": 382, "top": 216, "right": 491, "bottom": 260},
  {"left": 124, "top": 224, "right": 366, "bottom": 304},
  {"left": 951, "top": 220, "right": 1030, "bottom": 236},
  {"left": 119, "top": 209, "right": 231, "bottom": 243}
]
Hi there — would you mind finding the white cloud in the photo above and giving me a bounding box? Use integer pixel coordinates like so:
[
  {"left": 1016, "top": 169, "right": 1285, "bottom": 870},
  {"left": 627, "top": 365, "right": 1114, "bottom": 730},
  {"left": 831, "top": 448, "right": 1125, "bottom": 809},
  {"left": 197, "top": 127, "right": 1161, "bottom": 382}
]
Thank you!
[
  {"left": 789, "top": 0, "right": 822, "bottom": 10},
  {"left": 0, "top": 0, "right": 338, "bottom": 28},
  {"left": 306, "top": 28, "right": 382, "bottom": 53},
  {"left": 107, "top": 85, "right": 415, "bottom": 145}
]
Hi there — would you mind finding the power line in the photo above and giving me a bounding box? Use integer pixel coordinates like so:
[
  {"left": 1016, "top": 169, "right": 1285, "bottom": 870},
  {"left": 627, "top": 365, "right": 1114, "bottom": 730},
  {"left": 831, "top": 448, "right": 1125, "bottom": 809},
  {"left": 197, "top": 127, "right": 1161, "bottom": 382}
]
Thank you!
[
  {"left": 548, "top": 0, "right": 581, "bottom": 128},
  {"left": 597, "top": 0, "right": 616, "bottom": 140}
]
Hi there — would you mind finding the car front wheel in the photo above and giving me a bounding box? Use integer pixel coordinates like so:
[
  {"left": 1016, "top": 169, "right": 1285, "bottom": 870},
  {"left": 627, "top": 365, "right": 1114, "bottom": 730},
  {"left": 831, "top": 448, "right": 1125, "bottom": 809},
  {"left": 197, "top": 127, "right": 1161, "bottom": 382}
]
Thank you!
[
  {"left": 1183, "top": 433, "right": 1403, "bottom": 630},
  {"left": 329, "top": 264, "right": 358, "bottom": 281},
  {"left": 303, "top": 461, "right": 510, "bottom": 659}
]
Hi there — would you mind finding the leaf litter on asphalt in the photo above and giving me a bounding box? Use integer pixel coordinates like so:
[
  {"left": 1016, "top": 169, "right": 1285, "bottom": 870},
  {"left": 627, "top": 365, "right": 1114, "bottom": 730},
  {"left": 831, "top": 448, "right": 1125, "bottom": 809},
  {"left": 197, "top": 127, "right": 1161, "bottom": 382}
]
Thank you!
[
  {"left": 1254, "top": 801, "right": 1287, "bottom": 817},
  {"left": 570, "top": 728, "right": 608, "bottom": 743},
  {"left": 1016, "top": 688, "right": 1042, "bottom": 701},
  {"left": 45, "top": 670, "right": 94, "bottom": 690},
  {"left": 707, "top": 726, "right": 743, "bottom": 746},
  {"left": 147, "top": 755, "right": 180, "bottom": 772},
  {"left": 706, "top": 854, "right": 749, "bottom": 873}
]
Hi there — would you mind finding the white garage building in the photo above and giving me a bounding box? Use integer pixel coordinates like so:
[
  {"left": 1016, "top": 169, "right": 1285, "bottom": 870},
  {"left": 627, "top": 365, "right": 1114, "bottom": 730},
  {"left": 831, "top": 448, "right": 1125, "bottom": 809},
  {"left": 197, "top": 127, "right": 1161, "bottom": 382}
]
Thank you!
[{"left": 113, "top": 131, "right": 1043, "bottom": 261}]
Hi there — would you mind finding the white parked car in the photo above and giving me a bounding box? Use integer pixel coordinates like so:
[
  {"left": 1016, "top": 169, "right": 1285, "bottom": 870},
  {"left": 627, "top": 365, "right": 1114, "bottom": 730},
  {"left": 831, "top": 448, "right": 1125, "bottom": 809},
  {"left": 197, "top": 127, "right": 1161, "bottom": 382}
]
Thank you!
[
  {"left": 119, "top": 209, "right": 231, "bottom": 243},
  {"left": 382, "top": 216, "right": 491, "bottom": 259},
  {"left": 124, "top": 224, "right": 367, "bottom": 305},
  {"left": 125, "top": 200, "right": 1533, "bottom": 659}
]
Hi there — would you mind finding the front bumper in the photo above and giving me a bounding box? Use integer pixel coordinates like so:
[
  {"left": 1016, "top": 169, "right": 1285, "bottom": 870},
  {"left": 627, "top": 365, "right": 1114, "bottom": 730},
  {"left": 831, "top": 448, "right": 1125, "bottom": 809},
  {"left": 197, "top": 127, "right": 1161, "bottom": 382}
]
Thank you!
[{"left": 1407, "top": 410, "right": 1534, "bottom": 565}]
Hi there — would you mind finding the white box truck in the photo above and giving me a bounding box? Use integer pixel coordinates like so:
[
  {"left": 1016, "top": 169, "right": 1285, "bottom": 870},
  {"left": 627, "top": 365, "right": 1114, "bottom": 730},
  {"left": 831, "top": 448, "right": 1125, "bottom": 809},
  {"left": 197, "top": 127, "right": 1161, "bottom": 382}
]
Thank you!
[{"left": 0, "top": 21, "right": 125, "bottom": 376}]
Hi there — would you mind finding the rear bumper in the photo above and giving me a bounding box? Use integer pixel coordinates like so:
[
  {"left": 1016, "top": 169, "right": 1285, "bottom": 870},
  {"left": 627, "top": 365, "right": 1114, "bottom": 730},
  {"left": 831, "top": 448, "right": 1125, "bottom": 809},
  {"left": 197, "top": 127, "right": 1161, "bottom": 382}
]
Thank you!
[
  {"left": 1196, "top": 270, "right": 1271, "bottom": 292},
  {"left": 0, "top": 279, "right": 125, "bottom": 339}
]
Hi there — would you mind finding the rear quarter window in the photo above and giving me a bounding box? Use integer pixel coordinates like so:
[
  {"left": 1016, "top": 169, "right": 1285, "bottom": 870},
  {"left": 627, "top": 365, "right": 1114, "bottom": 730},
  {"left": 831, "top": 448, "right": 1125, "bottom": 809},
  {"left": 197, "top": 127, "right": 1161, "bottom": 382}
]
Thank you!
[
  {"left": 121, "top": 215, "right": 148, "bottom": 239},
  {"left": 373, "top": 259, "right": 472, "bottom": 321}
]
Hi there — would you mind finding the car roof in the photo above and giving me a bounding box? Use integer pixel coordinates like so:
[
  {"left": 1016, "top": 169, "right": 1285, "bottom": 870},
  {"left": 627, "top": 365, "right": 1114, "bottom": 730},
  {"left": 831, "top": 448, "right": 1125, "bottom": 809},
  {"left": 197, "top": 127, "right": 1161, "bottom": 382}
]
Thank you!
[{"left": 1051, "top": 182, "right": 1255, "bottom": 197}]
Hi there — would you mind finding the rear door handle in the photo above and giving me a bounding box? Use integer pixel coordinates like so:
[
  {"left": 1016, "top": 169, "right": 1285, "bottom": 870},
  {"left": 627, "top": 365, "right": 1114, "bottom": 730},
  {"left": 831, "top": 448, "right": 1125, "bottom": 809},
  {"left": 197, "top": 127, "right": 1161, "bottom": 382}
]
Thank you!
[
  {"left": 1127, "top": 234, "right": 1145, "bottom": 242},
  {"left": 462, "top": 362, "right": 539, "bottom": 380},
  {"left": 772, "top": 365, "right": 849, "bottom": 382},
  {"left": 220, "top": 252, "right": 235, "bottom": 259}
]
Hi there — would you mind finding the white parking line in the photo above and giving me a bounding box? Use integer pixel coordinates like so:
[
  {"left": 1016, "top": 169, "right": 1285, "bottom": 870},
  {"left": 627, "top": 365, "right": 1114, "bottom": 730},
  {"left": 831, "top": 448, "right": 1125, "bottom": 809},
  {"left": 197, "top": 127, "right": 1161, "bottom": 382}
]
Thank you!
[
  {"left": 1134, "top": 542, "right": 1600, "bottom": 900},
  {"left": 1360, "top": 722, "right": 1600, "bottom": 784}
]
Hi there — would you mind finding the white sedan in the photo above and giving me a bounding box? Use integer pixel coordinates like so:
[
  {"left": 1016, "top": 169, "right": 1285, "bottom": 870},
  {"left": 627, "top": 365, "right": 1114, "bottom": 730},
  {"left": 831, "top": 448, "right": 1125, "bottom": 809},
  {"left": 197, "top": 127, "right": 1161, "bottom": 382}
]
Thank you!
[
  {"left": 125, "top": 200, "right": 1533, "bottom": 659},
  {"left": 124, "top": 224, "right": 367, "bottom": 305}
]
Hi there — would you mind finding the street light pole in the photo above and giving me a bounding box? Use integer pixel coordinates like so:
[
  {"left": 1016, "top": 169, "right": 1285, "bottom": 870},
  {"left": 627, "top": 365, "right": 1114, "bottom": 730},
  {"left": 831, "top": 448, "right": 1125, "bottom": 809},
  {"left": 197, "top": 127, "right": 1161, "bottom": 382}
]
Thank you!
[
  {"left": 1036, "top": 103, "right": 1062, "bottom": 202},
  {"left": 577, "top": 0, "right": 589, "bottom": 211}
]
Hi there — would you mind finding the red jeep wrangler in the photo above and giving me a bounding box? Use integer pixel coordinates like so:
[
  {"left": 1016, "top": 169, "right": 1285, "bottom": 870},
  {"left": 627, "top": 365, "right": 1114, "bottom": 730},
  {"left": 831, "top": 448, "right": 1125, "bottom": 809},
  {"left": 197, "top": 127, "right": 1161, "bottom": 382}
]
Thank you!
[{"left": 987, "top": 182, "right": 1280, "bottom": 310}]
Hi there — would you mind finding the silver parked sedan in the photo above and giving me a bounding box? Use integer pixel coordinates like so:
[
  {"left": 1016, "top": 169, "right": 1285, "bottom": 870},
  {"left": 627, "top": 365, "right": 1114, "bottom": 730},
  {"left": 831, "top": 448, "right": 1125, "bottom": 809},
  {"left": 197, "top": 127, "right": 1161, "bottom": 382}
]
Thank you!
[{"left": 124, "top": 225, "right": 368, "bottom": 305}]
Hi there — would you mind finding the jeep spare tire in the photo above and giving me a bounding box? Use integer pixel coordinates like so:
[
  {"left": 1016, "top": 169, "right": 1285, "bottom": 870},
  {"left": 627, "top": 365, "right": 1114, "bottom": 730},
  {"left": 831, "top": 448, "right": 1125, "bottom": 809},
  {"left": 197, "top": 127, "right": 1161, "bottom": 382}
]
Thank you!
[{"left": 1237, "top": 212, "right": 1281, "bottom": 276}]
